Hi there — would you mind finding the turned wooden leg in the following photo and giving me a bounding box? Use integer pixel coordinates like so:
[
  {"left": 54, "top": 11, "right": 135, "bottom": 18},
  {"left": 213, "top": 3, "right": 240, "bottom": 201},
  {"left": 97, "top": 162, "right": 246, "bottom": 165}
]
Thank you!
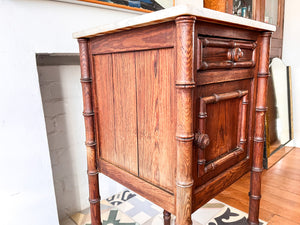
[
  {"left": 174, "top": 16, "right": 196, "bottom": 225},
  {"left": 248, "top": 32, "right": 271, "bottom": 225},
  {"left": 79, "top": 38, "right": 102, "bottom": 225},
  {"left": 163, "top": 210, "right": 171, "bottom": 225}
]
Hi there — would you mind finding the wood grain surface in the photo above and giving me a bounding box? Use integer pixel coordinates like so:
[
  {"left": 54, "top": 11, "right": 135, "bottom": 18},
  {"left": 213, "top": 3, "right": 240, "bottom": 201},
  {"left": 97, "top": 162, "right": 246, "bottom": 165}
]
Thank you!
[
  {"left": 93, "top": 52, "right": 139, "bottom": 175},
  {"left": 216, "top": 147, "right": 300, "bottom": 225},
  {"left": 136, "top": 48, "right": 176, "bottom": 193}
]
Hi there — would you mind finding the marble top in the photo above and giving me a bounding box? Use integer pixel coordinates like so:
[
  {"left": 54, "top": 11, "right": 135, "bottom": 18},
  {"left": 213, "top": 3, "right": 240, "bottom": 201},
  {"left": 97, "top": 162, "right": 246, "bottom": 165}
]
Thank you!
[{"left": 73, "top": 4, "right": 276, "bottom": 39}]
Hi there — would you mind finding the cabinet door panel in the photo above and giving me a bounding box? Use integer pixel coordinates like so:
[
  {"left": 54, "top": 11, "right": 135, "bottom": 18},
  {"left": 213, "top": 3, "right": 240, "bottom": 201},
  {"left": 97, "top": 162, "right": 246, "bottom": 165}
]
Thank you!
[{"left": 194, "top": 79, "right": 251, "bottom": 186}]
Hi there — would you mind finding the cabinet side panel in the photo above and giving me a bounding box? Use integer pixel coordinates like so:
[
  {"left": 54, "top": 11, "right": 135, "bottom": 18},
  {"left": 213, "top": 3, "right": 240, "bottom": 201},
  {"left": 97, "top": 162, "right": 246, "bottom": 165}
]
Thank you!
[
  {"left": 93, "top": 54, "right": 116, "bottom": 167},
  {"left": 136, "top": 48, "right": 176, "bottom": 193},
  {"left": 94, "top": 53, "right": 138, "bottom": 175}
]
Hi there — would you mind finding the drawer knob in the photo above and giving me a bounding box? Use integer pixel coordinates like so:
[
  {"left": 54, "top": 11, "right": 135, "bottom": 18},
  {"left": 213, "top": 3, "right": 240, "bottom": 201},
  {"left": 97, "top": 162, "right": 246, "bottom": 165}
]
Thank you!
[
  {"left": 194, "top": 132, "right": 210, "bottom": 149},
  {"left": 228, "top": 47, "right": 244, "bottom": 62}
]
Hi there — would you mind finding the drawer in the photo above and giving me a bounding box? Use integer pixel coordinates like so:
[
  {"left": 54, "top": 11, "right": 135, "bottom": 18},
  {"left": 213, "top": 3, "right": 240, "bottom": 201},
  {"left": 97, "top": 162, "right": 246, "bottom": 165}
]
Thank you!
[{"left": 197, "top": 36, "right": 257, "bottom": 71}]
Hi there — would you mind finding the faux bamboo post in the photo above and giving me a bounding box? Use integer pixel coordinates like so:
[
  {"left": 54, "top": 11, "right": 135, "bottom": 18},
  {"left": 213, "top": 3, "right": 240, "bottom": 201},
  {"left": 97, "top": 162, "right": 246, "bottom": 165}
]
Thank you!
[
  {"left": 248, "top": 32, "right": 272, "bottom": 225},
  {"left": 240, "top": 94, "right": 249, "bottom": 152},
  {"left": 175, "top": 16, "right": 196, "bottom": 225},
  {"left": 78, "top": 39, "right": 101, "bottom": 225},
  {"left": 196, "top": 98, "right": 208, "bottom": 177}
]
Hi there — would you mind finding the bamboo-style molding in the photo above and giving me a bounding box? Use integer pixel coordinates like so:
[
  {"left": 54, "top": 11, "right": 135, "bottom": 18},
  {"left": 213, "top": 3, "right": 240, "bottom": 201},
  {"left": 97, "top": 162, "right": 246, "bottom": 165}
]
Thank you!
[
  {"left": 175, "top": 15, "right": 196, "bottom": 225},
  {"left": 205, "top": 147, "right": 244, "bottom": 173},
  {"left": 199, "top": 59, "right": 255, "bottom": 70},
  {"left": 195, "top": 90, "right": 248, "bottom": 177},
  {"left": 78, "top": 39, "right": 101, "bottom": 225},
  {"left": 248, "top": 32, "right": 272, "bottom": 225},
  {"left": 201, "top": 38, "right": 257, "bottom": 49},
  {"left": 197, "top": 37, "right": 257, "bottom": 71}
]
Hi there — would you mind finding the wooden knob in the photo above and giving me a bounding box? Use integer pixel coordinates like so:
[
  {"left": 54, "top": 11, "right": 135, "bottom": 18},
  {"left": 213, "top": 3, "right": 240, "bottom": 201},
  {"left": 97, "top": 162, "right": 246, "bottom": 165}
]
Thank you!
[
  {"left": 228, "top": 47, "right": 244, "bottom": 62},
  {"left": 194, "top": 132, "right": 210, "bottom": 149},
  {"left": 233, "top": 47, "right": 244, "bottom": 61}
]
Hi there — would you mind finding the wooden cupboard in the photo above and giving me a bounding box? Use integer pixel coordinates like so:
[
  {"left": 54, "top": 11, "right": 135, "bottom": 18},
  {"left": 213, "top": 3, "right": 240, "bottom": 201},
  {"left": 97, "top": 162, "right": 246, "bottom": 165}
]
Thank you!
[{"left": 75, "top": 6, "right": 274, "bottom": 225}]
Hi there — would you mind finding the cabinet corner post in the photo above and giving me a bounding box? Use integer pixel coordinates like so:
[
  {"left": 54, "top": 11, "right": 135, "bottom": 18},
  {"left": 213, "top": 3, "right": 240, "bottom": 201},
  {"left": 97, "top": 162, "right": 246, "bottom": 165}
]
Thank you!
[
  {"left": 248, "top": 31, "right": 272, "bottom": 225},
  {"left": 175, "top": 16, "right": 196, "bottom": 225},
  {"left": 78, "top": 38, "right": 102, "bottom": 225}
]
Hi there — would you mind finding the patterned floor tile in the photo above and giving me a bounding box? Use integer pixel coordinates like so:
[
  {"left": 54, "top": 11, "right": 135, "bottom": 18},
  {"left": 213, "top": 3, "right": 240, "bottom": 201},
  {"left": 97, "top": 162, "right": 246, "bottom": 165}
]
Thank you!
[
  {"left": 207, "top": 206, "right": 267, "bottom": 225},
  {"left": 192, "top": 199, "right": 227, "bottom": 225},
  {"left": 116, "top": 194, "right": 162, "bottom": 224},
  {"left": 70, "top": 190, "right": 267, "bottom": 225},
  {"left": 101, "top": 199, "right": 115, "bottom": 211},
  {"left": 106, "top": 190, "right": 136, "bottom": 206},
  {"left": 70, "top": 200, "right": 113, "bottom": 225},
  {"left": 101, "top": 208, "right": 138, "bottom": 225},
  {"left": 142, "top": 213, "right": 177, "bottom": 225}
]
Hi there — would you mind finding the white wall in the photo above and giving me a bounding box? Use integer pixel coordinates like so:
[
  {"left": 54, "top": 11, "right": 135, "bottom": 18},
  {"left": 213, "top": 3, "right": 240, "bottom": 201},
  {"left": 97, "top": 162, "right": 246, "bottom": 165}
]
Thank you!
[
  {"left": 38, "top": 64, "right": 126, "bottom": 221},
  {"left": 0, "top": 1, "right": 138, "bottom": 224},
  {"left": 39, "top": 65, "right": 89, "bottom": 221},
  {"left": 282, "top": 0, "right": 300, "bottom": 147}
]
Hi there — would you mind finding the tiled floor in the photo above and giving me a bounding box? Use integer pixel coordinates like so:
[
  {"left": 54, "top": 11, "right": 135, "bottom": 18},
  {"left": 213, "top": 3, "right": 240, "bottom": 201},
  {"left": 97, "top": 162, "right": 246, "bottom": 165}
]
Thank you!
[{"left": 62, "top": 190, "right": 267, "bottom": 225}]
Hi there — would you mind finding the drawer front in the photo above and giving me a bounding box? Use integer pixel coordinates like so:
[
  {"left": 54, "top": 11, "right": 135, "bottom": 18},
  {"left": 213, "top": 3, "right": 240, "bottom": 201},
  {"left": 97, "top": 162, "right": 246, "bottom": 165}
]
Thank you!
[{"left": 197, "top": 36, "right": 257, "bottom": 71}]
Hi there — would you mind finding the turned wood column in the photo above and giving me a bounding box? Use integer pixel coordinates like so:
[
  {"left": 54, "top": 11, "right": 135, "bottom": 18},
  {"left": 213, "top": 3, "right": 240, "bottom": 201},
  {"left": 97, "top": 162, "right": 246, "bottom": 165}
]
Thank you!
[
  {"left": 248, "top": 32, "right": 272, "bottom": 225},
  {"left": 78, "top": 39, "right": 101, "bottom": 225},
  {"left": 175, "top": 16, "right": 196, "bottom": 225}
]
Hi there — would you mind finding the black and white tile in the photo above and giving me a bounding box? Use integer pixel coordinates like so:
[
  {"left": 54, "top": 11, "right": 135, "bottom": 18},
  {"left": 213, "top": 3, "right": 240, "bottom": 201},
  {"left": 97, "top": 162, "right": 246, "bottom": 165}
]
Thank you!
[{"left": 69, "top": 190, "right": 267, "bottom": 225}]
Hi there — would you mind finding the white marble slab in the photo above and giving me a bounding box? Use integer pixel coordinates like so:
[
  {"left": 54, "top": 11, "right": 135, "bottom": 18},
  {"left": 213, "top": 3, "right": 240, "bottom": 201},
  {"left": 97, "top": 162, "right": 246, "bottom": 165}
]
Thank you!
[{"left": 73, "top": 4, "right": 276, "bottom": 39}]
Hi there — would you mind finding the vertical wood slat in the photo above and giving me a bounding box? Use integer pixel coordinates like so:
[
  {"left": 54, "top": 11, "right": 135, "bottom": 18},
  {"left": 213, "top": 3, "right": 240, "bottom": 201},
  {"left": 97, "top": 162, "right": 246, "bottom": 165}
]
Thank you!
[
  {"left": 112, "top": 52, "right": 138, "bottom": 175},
  {"left": 175, "top": 16, "right": 196, "bottom": 225},
  {"left": 136, "top": 49, "right": 176, "bottom": 193},
  {"left": 78, "top": 39, "right": 101, "bottom": 225},
  {"left": 248, "top": 31, "right": 272, "bottom": 225},
  {"left": 93, "top": 54, "right": 115, "bottom": 166}
]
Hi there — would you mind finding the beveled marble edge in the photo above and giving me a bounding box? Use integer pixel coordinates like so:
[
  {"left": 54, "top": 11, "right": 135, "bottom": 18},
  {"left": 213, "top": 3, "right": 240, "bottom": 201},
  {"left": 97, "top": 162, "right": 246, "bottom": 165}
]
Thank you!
[{"left": 73, "top": 4, "right": 276, "bottom": 39}]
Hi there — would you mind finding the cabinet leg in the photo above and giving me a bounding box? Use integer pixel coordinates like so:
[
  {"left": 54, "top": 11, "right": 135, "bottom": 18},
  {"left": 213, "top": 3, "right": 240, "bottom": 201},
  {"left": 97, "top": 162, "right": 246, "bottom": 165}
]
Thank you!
[
  {"left": 248, "top": 32, "right": 272, "bottom": 225},
  {"left": 174, "top": 15, "right": 195, "bottom": 225},
  {"left": 90, "top": 195, "right": 102, "bottom": 225},
  {"left": 78, "top": 38, "right": 102, "bottom": 225},
  {"left": 163, "top": 210, "right": 171, "bottom": 225}
]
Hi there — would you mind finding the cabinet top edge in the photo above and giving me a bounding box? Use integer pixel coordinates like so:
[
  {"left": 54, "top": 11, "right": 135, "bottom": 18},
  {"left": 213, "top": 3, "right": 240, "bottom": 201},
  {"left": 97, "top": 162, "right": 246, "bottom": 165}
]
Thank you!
[{"left": 73, "top": 5, "right": 276, "bottom": 39}]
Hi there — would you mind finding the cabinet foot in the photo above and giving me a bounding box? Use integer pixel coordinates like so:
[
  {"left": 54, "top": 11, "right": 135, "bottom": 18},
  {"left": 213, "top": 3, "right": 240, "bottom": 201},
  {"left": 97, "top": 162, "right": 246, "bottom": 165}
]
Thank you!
[{"left": 163, "top": 210, "right": 171, "bottom": 225}]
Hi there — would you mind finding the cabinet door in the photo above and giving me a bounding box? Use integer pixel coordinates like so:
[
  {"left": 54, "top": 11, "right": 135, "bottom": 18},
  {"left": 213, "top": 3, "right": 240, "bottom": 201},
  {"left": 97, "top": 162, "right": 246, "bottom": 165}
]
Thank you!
[{"left": 194, "top": 79, "right": 252, "bottom": 186}]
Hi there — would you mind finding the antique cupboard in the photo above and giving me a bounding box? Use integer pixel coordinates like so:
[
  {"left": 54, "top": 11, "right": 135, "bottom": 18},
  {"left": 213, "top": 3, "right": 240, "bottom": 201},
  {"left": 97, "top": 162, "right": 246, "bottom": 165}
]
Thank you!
[{"left": 73, "top": 5, "right": 275, "bottom": 225}]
